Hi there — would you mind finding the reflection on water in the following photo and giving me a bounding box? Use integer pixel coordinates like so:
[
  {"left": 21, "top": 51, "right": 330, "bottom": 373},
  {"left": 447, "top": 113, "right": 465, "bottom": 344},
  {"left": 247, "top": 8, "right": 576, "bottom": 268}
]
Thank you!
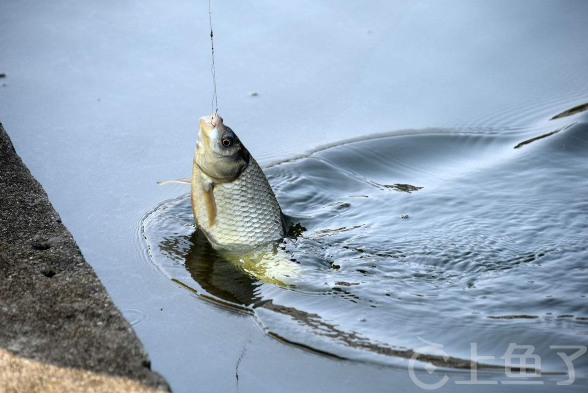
[
  {"left": 513, "top": 123, "right": 576, "bottom": 149},
  {"left": 143, "top": 108, "right": 588, "bottom": 374},
  {"left": 551, "top": 102, "right": 588, "bottom": 120}
]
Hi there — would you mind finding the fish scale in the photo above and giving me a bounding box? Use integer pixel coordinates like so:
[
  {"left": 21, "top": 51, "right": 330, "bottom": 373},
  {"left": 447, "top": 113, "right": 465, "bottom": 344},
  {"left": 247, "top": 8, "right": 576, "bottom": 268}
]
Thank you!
[{"left": 192, "top": 156, "right": 285, "bottom": 247}]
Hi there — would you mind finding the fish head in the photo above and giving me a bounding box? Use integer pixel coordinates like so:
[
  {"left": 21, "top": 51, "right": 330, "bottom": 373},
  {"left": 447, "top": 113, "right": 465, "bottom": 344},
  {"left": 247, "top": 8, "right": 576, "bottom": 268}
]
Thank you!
[{"left": 195, "top": 114, "right": 249, "bottom": 181}]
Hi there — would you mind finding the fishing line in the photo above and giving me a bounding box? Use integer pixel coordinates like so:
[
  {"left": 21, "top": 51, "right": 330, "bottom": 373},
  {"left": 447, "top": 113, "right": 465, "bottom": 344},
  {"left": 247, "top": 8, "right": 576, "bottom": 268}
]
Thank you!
[{"left": 208, "top": 0, "right": 218, "bottom": 116}]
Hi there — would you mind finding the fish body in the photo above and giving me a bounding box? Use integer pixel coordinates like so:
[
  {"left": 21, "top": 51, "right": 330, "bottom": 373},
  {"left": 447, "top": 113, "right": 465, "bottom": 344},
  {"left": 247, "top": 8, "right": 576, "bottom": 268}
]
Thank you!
[{"left": 191, "top": 114, "right": 285, "bottom": 249}]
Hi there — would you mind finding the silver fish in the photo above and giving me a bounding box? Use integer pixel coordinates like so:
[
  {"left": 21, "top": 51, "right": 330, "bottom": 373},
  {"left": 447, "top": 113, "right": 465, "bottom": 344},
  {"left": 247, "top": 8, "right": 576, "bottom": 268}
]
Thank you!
[{"left": 191, "top": 114, "right": 286, "bottom": 249}]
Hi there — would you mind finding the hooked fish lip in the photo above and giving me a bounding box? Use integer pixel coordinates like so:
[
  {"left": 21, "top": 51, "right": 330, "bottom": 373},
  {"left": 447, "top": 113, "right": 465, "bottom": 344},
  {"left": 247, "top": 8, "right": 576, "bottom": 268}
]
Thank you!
[{"left": 199, "top": 114, "right": 223, "bottom": 132}]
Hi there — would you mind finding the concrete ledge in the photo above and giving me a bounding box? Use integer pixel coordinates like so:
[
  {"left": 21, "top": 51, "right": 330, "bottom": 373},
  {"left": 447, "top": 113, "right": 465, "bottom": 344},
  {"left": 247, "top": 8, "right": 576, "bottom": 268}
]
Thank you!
[{"left": 0, "top": 123, "right": 170, "bottom": 392}]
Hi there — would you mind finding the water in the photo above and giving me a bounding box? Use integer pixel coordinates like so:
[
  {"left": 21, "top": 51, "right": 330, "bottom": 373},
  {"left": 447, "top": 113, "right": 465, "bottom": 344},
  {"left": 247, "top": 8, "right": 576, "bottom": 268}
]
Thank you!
[
  {"left": 4, "top": 0, "right": 588, "bottom": 390},
  {"left": 143, "top": 106, "right": 588, "bottom": 375}
]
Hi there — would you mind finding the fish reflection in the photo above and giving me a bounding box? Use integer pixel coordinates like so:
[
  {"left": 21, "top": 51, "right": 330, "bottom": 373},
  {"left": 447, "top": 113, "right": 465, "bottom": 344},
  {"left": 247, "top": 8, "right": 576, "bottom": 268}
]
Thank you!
[
  {"left": 159, "top": 229, "right": 261, "bottom": 306},
  {"left": 159, "top": 228, "right": 302, "bottom": 306}
]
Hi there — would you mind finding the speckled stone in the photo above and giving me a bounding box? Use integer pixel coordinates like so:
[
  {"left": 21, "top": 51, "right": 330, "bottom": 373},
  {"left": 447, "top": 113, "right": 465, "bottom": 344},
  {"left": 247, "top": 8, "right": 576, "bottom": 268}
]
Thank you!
[{"left": 0, "top": 122, "right": 170, "bottom": 392}]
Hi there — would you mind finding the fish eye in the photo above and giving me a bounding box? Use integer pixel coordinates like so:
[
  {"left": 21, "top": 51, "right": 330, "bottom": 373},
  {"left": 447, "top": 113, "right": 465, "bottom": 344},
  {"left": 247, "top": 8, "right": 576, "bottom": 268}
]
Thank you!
[{"left": 221, "top": 135, "right": 234, "bottom": 147}]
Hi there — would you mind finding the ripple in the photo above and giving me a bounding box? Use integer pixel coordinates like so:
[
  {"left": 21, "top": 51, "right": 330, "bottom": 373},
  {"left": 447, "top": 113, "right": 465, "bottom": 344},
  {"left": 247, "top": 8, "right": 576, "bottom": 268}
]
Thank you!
[
  {"left": 142, "top": 126, "right": 588, "bottom": 373},
  {"left": 122, "top": 308, "right": 149, "bottom": 327}
]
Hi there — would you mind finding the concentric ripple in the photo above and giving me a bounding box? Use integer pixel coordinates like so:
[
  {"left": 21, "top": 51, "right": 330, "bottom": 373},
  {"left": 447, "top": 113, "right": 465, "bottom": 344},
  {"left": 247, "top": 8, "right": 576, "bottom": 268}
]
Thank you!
[{"left": 143, "top": 111, "right": 588, "bottom": 374}]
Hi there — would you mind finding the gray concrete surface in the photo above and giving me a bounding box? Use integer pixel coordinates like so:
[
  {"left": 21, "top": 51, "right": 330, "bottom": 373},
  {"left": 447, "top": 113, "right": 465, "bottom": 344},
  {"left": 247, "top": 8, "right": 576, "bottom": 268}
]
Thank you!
[{"left": 0, "top": 122, "right": 170, "bottom": 391}]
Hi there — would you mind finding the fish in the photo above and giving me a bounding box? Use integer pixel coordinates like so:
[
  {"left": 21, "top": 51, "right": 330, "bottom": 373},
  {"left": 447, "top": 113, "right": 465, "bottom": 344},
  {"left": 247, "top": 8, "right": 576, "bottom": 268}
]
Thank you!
[
  {"left": 159, "top": 114, "right": 300, "bottom": 285},
  {"left": 191, "top": 114, "right": 286, "bottom": 249}
]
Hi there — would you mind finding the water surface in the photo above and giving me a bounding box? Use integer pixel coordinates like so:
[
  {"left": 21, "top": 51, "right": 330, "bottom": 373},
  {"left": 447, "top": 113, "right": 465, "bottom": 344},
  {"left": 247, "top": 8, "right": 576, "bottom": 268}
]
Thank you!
[
  {"left": 4, "top": 0, "right": 588, "bottom": 391},
  {"left": 144, "top": 109, "right": 588, "bottom": 375}
]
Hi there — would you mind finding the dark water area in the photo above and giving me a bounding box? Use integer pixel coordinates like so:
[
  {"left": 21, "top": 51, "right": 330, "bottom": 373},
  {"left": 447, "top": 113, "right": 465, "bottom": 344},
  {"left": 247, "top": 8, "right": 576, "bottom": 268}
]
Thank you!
[{"left": 144, "top": 108, "right": 588, "bottom": 376}]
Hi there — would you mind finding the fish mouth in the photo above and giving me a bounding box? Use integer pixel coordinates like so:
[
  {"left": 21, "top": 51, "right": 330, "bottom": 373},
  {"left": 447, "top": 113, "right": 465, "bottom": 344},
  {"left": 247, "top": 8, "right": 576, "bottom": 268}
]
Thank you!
[{"left": 199, "top": 114, "right": 223, "bottom": 133}]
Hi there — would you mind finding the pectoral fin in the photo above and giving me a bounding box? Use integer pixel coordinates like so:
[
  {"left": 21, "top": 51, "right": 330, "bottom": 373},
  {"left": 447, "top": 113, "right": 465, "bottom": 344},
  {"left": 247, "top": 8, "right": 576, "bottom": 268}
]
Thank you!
[
  {"left": 203, "top": 186, "right": 217, "bottom": 227},
  {"left": 199, "top": 176, "right": 217, "bottom": 227}
]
